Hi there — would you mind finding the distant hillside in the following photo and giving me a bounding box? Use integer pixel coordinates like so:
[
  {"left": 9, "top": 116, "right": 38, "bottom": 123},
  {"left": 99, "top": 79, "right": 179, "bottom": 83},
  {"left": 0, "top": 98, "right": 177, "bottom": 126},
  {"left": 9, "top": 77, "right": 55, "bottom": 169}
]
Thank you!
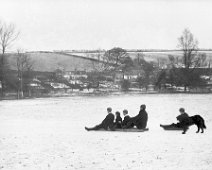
[
  {"left": 7, "top": 51, "right": 167, "bottom": 72},
  {"left": 7, "top": 52, "right": 98, "bottom": 72},
  {"left": 6, "top": 51, "right": 212, "bottom": 72},
  {"left": 69, "top": 51, "right": 212, "bottom": 63}
]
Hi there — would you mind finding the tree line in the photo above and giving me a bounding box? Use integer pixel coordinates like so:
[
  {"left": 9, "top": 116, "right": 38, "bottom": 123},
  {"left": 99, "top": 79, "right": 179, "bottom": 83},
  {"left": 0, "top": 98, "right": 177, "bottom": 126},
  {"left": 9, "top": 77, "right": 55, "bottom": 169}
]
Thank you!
[{"left": 90, "top": 29, "right": 210, "bottom": 91}]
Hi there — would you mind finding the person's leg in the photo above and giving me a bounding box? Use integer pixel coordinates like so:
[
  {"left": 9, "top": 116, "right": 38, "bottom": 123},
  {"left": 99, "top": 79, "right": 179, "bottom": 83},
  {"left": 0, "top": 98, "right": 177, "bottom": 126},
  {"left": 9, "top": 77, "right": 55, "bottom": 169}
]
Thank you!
[
  {"left": 160, "top": 123, "right": 178, "bottom": 128},
  {"left": 112, "top": 123, "right": 119, "bottom": 129},
  {"left": 116, "top": 123, "right": 122, "bottom": 129},
  {"left": 136, "top": 124, "right": 141, "bottom": 129},
  {"left": 182, "top": 126, "right": 189, "bottom": 134},
  {"left": 135, "top": 119, "right": 147, "bottom": 129},
  {"left": 135, "top": 122, "right": 142, "bottom": 129},
  {"left": 124, "top": 121, "right": 134, "bottom": 129},
  {"left": 85, "top": 124, "right": 102, "bottom": 131},
  {"left": 108, "top": 124, "right": 115, "bottom": 131},
  {"left": 175, "top": 123, "right": 181, "bottom": 128}
]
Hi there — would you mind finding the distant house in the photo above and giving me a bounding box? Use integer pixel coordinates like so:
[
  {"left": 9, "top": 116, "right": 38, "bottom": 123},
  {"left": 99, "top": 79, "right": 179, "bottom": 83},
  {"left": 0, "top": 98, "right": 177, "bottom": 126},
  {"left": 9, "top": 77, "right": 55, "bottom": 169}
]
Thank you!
[
  {"left": 64, "top": 70, "right": 88, "bottom": 80},
  {"left": 44, "top": 82, "right": 70, "bottom": 89},
  {"left": 69, "top": 80, "right": 83, "bottom": 85},
  {"left": 49, "top": 82, "right": 70, "bottom": 89},
  {"left": 115, "top": 69, "right": 144, "bottom": 82},
  {"left": 123, "top": 73, "right": 138, "bottom": 80},
  {"left": 27, "top": 78, "right": 46, "bottom": 97},
  {"left": 32, "top": 71, "right": 55, "bottom": 82},
  {"left": 28, "top": 78, "right": 44, "bottom": 89}
]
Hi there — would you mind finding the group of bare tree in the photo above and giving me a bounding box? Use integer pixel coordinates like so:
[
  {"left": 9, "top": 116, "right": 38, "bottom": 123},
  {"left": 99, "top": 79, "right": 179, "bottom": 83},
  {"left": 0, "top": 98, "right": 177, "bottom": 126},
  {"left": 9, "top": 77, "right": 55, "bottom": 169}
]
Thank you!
[
  {"left": 0, "top": 21, "right": 33, "bottom": 99},
  {"left": 173, "top": 29, "right": 207, "bottom": 91},
  {"left": 156, "top": 28, "right": 209, "bottom": 91},
  {"left": 90, "top": 47, "right": 156, "bottom": 90},
  {"left": 92, "top": 29, "right": 209, "bottom": 92},
  {"left": 0, "top": 21, "right": 18, "bottom": 96}
]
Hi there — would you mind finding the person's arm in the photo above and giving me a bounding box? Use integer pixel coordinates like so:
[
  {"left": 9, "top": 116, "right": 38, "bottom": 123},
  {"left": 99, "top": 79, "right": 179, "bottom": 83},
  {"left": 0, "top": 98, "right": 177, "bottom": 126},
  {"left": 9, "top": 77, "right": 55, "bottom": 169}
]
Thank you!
[
  {"left": 122, "top": 118, "right": 126, "bottom": 126},
  {"left": 176, "top": 115, "right": 181, "bottom": 121}
]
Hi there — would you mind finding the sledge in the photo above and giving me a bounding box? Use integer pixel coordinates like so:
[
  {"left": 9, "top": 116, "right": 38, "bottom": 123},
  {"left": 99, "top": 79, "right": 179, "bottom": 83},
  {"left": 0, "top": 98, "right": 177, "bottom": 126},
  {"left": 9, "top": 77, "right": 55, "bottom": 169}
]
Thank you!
[
  {"left": 160, "top": 124, "right": 183, "bottom": 130},
  {"left": 114, "top": 128, "right": 149, "bottom": 132},
  {"left": 88, "top": 128, "right": 149, "bottom": 132}
]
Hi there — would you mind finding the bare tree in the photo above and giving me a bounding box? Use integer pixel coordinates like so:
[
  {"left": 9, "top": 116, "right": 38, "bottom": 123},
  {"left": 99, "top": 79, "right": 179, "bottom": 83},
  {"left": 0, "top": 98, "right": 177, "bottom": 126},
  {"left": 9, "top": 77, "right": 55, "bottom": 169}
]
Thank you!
[
  {"left": 107, "top": 47, "right": 128, "bottom": 66},
  {"left": 135, "top": 53, "right": 144, "bottom": 64},
  {"left": 0, "top": 21, "right": 19, "bottom": 97},
  {"left": 91, "top": 47, "right": 128, "bottom": 72},
  {"left": 89, "top": 51, "right": 115, "bottom": 88},
  {"left": 177, "top": 29, "right": 206, "bottom": 91},
  {"left": 178, "top": 29, "right": 199, "bottom": 68},
  {"left": 198, "top": 53, "right": 207, "bottom": 67},
  {"left": 16, "top": 49, "right": 33, "bottom": 99},
  {"left": 91, "top": 52, "right": 112, "bottom": 72},
  {"left": 178, "top": 29, "right": 198, "bottom": 91}
]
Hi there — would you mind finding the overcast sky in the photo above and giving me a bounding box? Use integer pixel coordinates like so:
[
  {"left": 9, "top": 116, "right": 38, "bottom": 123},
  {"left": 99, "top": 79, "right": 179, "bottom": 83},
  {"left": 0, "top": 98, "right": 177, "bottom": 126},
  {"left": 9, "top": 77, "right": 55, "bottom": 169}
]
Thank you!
[{"left": 0, "top": 0, "right": 212, "bottom": 51}]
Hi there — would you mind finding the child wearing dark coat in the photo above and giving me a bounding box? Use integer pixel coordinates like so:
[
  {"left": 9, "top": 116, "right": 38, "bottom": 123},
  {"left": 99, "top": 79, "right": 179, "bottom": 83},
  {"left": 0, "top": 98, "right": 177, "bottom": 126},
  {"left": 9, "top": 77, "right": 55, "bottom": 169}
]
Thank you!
[
  {"left": 122, "top": 109, "right": 134, "bottom": 128},
  {"left": 175, "top": 108, "right": 191, "bottom": 134},
  {"left": 114, "top": 111, "right": 122, "bottom": 129},
  {"left": 85, "top": 107, "right": 114, "bottom": 131}
]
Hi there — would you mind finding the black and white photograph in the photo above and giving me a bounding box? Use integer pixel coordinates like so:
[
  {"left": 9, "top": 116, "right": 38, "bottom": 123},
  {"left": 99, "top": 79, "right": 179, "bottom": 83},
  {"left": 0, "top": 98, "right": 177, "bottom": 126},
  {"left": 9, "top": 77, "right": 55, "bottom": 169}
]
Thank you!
[{"left": 0, "top": 0, "right": 212, "bottom": 169}]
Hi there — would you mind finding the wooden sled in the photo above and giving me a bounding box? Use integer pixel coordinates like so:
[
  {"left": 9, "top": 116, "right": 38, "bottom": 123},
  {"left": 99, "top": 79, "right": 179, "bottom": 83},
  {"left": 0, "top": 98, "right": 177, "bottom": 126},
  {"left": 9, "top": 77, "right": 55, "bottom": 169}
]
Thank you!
[
  {"left": 88, "top": 128, "right": 149, "bottom": 132},
  {"left": 160, "top": 124, "right": 183, "bottom": 130}
]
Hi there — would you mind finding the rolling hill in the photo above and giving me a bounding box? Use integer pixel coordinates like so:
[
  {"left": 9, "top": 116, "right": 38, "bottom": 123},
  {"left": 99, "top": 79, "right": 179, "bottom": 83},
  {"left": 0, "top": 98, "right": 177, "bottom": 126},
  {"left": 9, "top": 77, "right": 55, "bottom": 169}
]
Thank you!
[
  {"left": 7, "top": 52, "right": 98, "bottom": 72},
  {"left": 6, "top": 50, "right": 212, "bottom": 72}
]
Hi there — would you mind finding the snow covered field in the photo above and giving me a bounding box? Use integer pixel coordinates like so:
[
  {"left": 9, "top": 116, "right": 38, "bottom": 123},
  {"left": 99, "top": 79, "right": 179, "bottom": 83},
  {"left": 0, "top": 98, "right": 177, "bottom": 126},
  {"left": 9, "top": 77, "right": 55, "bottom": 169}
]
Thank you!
[{"left": 0, "top": 94, "right": 212, "bottom": 170}]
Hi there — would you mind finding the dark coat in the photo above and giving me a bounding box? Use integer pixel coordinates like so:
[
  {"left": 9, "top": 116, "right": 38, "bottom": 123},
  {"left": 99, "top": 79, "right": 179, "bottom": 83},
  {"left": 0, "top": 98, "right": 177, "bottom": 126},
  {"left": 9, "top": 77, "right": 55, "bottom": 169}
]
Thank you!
[
  {"left": 176, "top": 112, "right": 190, "bottom": 125},
  {"left": 115, "top": 116, "right": 122, "bottom": 128},
  {"left": 136, "top": 110, "right": 148, "bottom": 129},
  {"left": 126, "top": 109, "right": 148, "bottom": 129},
  {"left": 122, "top": 115, "right": 131, "bottom": 127},
  {"left": 101, "top": 113, "right": 115, "bottom": 130}
]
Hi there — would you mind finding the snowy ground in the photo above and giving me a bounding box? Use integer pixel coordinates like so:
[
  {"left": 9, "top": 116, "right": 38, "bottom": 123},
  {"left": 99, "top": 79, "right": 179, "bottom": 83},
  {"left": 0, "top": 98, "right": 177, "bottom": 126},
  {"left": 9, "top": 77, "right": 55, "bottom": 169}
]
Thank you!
[{"left": 0, "top": 94, "right": 212, "bottom": 170}]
